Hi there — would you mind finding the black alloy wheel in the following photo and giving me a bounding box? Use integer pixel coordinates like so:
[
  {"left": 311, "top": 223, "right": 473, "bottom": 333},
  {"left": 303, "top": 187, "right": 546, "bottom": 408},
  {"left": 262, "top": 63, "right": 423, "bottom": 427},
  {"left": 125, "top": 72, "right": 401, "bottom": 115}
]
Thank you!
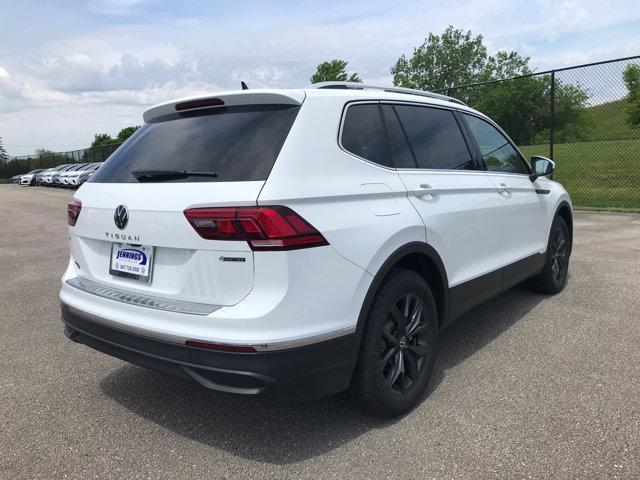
[
  {"left": 380, "top": 293, "right": 429, "bottom": 395},
  {"left": 350, "top": 268, "right": 438, "bottom": 417},
  {"left": 550, "top": 227, "right": 568, "bottom": 284}
]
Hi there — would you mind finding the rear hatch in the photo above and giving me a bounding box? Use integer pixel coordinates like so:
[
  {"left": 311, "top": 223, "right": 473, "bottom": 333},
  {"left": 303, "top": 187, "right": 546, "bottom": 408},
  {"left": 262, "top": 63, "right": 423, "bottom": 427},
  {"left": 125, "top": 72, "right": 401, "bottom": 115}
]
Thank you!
[{"left": 69, "top": 91, "right": 303, "bottom": 306}]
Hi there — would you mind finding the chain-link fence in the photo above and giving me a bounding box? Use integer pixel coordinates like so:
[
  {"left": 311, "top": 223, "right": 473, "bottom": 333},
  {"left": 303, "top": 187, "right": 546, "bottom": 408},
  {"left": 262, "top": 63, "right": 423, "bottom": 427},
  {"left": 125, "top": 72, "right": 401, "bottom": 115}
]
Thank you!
[
  {"left": 1, "top": 143, "right": 122, "bottom": 182},
  {"left": 437, "top": 55, "right": 640, "bottom": 211}
]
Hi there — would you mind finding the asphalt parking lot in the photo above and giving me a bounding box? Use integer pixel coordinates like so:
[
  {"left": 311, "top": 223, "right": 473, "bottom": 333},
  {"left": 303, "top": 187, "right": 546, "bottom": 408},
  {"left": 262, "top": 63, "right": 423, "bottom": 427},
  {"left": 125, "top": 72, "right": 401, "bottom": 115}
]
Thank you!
[{"left": 1, "top": 184, "right": 638, "bottom": 480}]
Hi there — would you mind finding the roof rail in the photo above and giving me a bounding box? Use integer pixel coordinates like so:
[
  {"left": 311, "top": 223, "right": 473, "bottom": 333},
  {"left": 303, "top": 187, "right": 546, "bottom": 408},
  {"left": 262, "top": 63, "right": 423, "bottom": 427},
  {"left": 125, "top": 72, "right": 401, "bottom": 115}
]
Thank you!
[{"left": 309, "top": 81, "right": 467, "bottom": 106}]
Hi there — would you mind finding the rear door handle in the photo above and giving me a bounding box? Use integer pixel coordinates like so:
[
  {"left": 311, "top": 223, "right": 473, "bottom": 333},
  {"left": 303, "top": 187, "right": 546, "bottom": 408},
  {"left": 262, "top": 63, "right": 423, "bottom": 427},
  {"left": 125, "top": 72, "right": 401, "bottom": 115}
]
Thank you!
[{"left": 414, "top": 184, "right": 439, "bottom": 198}]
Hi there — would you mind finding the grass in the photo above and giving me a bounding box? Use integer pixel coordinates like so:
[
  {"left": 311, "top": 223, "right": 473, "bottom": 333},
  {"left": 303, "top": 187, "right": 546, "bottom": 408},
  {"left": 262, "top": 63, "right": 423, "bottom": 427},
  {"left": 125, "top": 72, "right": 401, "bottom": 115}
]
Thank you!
[
  {"left": 582, "top": 99, "right": 640, "bottom": 141},
  {"left": 520, "top": 138, "right": 640, "bottom": 212},
  {"left": 517, "top": 99, "right": 640, "bottom": 212}
]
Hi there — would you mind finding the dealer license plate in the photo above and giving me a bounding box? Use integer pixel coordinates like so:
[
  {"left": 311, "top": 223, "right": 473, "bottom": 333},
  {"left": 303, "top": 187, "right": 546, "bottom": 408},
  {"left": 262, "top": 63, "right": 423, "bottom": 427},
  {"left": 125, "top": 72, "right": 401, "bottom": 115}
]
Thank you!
[{"left": 109, "top": 243, "right": 154, "bottom": 283}]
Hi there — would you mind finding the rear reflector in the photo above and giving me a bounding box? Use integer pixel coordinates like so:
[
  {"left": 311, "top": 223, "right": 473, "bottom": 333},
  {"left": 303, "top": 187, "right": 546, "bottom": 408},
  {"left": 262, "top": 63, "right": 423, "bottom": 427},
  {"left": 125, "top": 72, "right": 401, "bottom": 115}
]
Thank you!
[
  {"left": 67, "top": 199, "right": 82, "bottom": 226},
  {"left": 184, "top": 206, "right": 329, "bottom": 251},
  {"left": 185, "top": 340, "right": 256, "bottom": 353}
]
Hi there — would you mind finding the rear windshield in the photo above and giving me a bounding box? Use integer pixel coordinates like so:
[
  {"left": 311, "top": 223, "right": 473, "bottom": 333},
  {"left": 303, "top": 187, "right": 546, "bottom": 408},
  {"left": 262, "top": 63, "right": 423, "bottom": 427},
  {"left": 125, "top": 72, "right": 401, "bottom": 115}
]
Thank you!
[{"left": 90, "top": 104, "right": 300, "bottom": 183}]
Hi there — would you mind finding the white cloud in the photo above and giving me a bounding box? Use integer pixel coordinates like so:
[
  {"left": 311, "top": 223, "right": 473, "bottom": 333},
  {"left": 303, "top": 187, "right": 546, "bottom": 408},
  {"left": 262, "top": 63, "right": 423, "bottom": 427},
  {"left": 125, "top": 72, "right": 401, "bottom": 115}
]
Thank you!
[
  {"left": 38, "top": 53, "right": 199, "bottom": 93},
  {"left": 86, "top": 0, "right": 154, "bottom": 16},
  {"left": 231, "top": 66, "right": 292, "bottom": 88},
  {"left": 0, "top": 66, "right": 70, "bottom": 114},
  {"left": 533, "top": 0, "right": 640, "bottom": 40},
  {"left": 1, "top": 0, "right": 640, "bottom": 155}
]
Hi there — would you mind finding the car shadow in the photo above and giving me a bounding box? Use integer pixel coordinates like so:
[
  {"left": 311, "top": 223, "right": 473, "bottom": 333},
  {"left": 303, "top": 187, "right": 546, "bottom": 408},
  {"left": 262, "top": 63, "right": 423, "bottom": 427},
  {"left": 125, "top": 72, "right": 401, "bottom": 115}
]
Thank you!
[{"left": 99, "top": 285, "right": 546, "bottom": 464}]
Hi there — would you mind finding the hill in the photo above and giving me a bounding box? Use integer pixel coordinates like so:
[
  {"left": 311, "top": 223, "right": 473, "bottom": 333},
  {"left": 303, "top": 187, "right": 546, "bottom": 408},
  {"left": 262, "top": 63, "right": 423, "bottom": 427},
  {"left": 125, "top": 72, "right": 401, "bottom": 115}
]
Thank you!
[{"left": 582, "top": 99, "right": 640, "bottom": 141}]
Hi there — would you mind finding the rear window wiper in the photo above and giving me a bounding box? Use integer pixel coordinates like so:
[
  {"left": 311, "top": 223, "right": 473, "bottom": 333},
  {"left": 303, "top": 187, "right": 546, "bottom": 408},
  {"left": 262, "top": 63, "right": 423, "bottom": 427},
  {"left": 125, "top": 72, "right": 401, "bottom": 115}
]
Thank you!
[{"left": 131, "top": 170, "right": 218, "bottom": 182}]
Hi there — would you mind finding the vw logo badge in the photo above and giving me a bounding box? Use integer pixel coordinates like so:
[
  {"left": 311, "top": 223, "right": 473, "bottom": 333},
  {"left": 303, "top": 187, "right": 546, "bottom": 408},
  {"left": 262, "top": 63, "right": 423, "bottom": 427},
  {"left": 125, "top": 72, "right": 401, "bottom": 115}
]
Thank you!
[{"left": 114, "top": 205, "right": 129, "bottom": 230}]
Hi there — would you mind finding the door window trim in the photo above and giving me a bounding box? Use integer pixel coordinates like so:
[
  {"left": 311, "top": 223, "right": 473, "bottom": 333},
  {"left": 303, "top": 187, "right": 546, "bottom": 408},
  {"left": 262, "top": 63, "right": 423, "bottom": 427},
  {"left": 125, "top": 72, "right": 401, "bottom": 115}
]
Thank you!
[{"left": 458, "top": 110, "right": 532, "bottom": 176}]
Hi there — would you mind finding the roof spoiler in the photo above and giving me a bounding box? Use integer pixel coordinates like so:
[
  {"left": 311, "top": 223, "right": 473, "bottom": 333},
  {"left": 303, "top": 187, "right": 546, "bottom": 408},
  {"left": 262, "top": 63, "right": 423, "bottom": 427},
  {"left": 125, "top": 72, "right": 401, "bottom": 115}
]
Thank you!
[{"left": 143, "top": 90, "right": 305, "bottom": 123}]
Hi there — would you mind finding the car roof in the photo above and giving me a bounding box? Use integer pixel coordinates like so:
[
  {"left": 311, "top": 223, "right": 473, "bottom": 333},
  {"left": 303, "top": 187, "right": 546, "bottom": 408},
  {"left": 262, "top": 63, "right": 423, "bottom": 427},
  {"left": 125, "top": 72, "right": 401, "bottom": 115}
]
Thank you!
[{"left": 143, "top": 85, "right": 483, "bottom": 123}]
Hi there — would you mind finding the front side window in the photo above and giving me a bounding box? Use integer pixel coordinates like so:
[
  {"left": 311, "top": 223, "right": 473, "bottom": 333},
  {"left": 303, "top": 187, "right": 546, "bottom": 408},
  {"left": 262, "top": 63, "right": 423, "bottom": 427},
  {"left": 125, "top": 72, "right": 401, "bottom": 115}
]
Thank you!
[
  {"left": 393, "top": 105, "right": 474, "bottom": 170},
  {"left": 341, "top": 104, "right": 390, "bottom": 167},
  {"left": 463, "top": 114, "right": 529, "bottom": 175}
]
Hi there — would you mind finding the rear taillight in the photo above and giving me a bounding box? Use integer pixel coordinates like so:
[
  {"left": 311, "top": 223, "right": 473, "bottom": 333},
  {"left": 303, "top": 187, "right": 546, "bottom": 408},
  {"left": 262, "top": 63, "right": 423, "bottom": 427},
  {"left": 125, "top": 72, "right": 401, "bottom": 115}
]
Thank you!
[
  {"left": 67, "top": 199, "right": 82, "bottom": 226},
  {"left": 184, "top": 206, "right": 329, "bottom": 251}
]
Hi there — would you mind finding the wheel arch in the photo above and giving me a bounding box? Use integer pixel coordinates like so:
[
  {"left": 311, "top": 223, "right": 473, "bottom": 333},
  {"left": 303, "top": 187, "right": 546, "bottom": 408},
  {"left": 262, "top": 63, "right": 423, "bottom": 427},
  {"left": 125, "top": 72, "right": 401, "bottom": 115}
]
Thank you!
[
  {"left": 554, "top": 200, "right": 573, "bottom": 247},
  {"left": 355, "top": 242, "right": 450, "bottom": 341}
]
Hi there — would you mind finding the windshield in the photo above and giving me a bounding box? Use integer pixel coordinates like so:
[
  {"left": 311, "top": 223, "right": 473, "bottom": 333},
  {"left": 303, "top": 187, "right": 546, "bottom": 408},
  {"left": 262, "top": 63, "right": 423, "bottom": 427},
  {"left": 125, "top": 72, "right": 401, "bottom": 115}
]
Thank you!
[{"left": 90, "top": 104, "right": 300, "bottom": 183}]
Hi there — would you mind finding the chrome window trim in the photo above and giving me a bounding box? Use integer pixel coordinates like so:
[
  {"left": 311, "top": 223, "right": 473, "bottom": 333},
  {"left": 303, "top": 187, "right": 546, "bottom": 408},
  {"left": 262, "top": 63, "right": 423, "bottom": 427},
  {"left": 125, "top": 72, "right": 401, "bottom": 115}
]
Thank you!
[{"left": 395, "top": 168, "right": 495, "bottom": 175}]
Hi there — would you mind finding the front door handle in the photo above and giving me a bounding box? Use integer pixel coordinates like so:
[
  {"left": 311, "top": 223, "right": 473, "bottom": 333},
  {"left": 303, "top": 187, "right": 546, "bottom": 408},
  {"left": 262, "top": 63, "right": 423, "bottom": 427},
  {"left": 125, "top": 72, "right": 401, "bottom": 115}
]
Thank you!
[
  {"left": 497, "top": 182, "right": 511, "bottom": 197},
  {"left": 414, "top": 184, "right": 439, "bottom": 198}
]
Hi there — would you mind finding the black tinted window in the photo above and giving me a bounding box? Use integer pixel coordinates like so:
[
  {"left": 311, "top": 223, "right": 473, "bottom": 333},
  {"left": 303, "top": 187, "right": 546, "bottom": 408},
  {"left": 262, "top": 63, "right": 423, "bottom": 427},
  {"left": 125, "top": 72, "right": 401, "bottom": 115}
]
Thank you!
[
  {"left": 393, "top": 105, "right": 473, "bottom": 170},
  {"left": 380, "top": 105, "right": 415, "bottom": 168},
  {"left": 341, "top": 104, "right": 390, "bottom": 167},
  {"left": 463, "top": 114, "right": 528, "bottom": 174},
  {"left": 90, "top": 104, "right": 300, "bottom": 183}
]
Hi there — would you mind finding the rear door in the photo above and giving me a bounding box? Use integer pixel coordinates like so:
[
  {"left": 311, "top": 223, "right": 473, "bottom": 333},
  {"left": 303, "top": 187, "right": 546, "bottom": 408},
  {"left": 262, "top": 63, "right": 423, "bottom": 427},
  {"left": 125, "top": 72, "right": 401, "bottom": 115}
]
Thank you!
[
  {"left": 460, "top": 113, "right": 547, "bottom": 267},
  {"left": 71, "top": 99, "right": 301, "bottom": 306},
  {"left": 384, "top": 103, "right": 505, "bottom": 292}
]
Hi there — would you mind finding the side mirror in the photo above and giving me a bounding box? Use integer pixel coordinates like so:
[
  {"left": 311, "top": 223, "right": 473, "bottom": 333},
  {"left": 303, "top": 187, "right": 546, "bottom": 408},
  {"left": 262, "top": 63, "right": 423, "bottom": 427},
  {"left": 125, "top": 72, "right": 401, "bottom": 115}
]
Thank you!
[{"left": 530, "top": 156, "right": 555, "bottom": 182}]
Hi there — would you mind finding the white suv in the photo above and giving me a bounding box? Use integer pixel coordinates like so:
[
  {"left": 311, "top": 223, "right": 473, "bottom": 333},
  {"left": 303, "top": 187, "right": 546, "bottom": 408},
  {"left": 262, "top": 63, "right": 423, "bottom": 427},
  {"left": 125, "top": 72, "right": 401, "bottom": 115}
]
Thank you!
[{"left": 60, "top": 82, "right": 572, "bottom": 417}]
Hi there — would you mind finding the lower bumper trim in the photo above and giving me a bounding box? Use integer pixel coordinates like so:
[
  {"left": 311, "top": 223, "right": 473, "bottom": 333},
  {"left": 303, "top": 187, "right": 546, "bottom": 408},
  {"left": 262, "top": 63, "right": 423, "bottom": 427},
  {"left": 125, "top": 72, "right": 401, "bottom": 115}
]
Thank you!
[{"left": 61, "top": 303, "right": 359, "bottom": 400}]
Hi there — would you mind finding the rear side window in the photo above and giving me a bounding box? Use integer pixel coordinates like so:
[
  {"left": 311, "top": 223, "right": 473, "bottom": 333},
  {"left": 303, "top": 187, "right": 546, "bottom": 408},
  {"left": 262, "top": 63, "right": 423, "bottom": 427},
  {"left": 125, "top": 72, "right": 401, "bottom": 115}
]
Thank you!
[
  {"left": 393, "top": 105, "right": 474, "bottom": 170},
  {"left": 90, "top": 104, "right": 300, "bottom": 183},
  {"left": 341, "top": 104, "right": 391, "bottom": 167}
]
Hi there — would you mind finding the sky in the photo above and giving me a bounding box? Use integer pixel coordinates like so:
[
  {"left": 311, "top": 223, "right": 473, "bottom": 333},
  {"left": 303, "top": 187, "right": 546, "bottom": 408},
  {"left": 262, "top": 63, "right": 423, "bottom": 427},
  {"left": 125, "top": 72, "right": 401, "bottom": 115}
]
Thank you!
[{"left": 1, "top": 0, "right": 640, "bottom": 156}]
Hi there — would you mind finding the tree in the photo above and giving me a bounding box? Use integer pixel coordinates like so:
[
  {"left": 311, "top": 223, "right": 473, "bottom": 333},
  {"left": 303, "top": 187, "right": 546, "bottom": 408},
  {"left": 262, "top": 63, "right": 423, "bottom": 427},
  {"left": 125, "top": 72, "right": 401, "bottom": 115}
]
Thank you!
[
  {"left": 623, "top": 64, "right": 640, "bottom": 128},
  {"left": 391, "top": 26, "right": 530, "bottom": 91},
  {"left": 548, "top": 81, "right": 590, "bottom": 142},
  {"left": 0, "top": 137, "right": 8, "bottom": 163},
  {"left": 470, "top": 76, "right": 548, "bottom": 145},
  {"left": 484, "top": 51, "right": 532, "bottom": 80},
  {"left": 34, "top": 148, "right": 70, "bottom": 168},
  {"left": 116, "top": 126, "right": 140, "bottom": 143},
  {"left": 91, "top": 133, "right": 115, "bottom": 148},
  {"left": 310, "top": 60, "right": 362, "bottom": 84},
  {"left": 391, "top": 26, "right": 589, "bottom": 145},
  {"left": 469, "top": 75, "right": 590, "bottom": 145}
]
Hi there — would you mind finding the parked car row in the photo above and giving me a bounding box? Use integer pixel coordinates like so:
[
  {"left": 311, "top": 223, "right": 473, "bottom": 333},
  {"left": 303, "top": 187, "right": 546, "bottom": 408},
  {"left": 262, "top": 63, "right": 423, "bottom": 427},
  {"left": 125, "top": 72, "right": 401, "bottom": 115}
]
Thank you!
[{"left": 9, "top": 163, "right": 103, "bottom": 188}]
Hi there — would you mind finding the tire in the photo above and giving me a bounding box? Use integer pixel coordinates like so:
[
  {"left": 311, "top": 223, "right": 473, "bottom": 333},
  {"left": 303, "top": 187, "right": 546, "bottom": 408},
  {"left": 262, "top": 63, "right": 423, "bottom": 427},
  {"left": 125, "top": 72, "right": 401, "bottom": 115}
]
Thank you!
[
  {"left": 529, "top": 215, "right": 571, "bottom": 294},
  {"left": 349, "top": 268, "right": 439, "bottom": 417}
]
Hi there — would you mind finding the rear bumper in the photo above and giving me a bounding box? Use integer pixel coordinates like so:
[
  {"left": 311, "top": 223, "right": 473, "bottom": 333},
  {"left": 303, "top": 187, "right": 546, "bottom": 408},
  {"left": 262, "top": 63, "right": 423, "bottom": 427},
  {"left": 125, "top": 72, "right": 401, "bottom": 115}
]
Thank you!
[{"left": 61, "top": 303, "right": 358, "bottom": 400}]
